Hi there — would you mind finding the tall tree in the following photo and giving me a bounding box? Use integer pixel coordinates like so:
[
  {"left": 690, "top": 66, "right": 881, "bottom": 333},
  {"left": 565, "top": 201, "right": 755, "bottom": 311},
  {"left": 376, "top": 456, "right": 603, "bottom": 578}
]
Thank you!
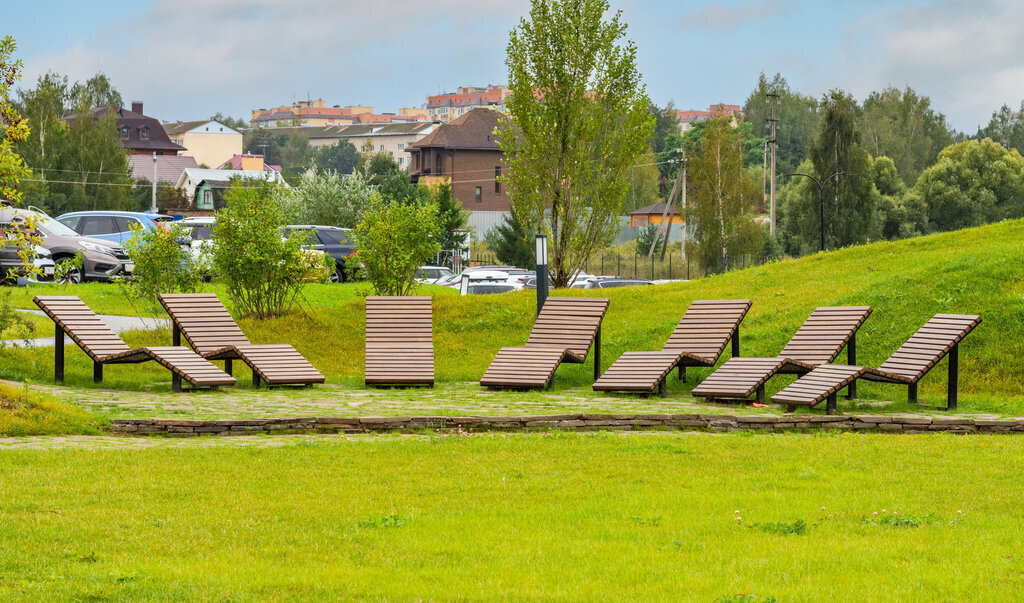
[
  {"left": 684, "top": 117, "right": 761, "bottom": 274},
  {"left": 977, "top": 101, "right": 1024, "bottom": 156},
  {"left": 358, "top": 151, "right": 417, "bottom": 203},
  {"left": 15, "top": 72, "right": 70, "bottom": 181},
  {"left": 70, "top": 73, "right": 122, "bottom": 110},
  {"left": 497, "top": 0, "right": 654, "bottom": 287},
  {"left": 859, "top": 86, "right": 953, "bottom": 185},
  {"left": 742, "top": 73, "right": 820, "bottom": 181},
  {"left": 622, "top": 148, "right": 661, "bottom": 213},
  {"left": 790, "top": 90, "right": 874, "bottom": 251},
  {"left": 421, "top": 180, "right": 469, "bottom": 253},
  {"left": 210, "top": 112, "right": 249, "bottom": 131},
  {"left": 0, "top": 36, "right": 31, "bottom": 205},
  {"left": 313, "top": 140, "right": 360, "bottom": 175}
]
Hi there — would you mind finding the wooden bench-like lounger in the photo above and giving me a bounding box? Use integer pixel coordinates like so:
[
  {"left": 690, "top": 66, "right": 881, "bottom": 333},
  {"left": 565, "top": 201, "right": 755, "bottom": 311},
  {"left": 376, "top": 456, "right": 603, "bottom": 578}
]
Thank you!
[
  {"left": 592, "top": 299, "right": 752, "bottom": 396},
  {"left": 158, "top": 293, "right": 324, "bottom": 387},
  {"left": 480, "top": 297, "right": 610, "bottom": 389},
  {"left": 34, "top": 295, "right": 236, "bottom": 391},
  {"left": 771, "top": 314, "right": 981, "bottom": 413},
  {"left": 365, "top": 296, "right": 434, "bottom": 387},
  {"left": 690, "top": 306, "right": 872, "bottom": 404}
]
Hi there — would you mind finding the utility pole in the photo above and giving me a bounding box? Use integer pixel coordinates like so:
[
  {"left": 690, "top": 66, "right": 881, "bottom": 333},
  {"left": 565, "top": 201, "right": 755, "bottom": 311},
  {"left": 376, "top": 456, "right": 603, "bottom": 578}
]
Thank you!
[
  {"left": 151, "top": 152, "right": 157, "bottom": 212},
  {"left": 649, "top": 151, "right": 684, "bottom": 259},
  {"left": 680, "top": 151, "right": 687, "bottom": 263},
  {"left": 766, "top": 92, "right": 779, "bottom": 239}
]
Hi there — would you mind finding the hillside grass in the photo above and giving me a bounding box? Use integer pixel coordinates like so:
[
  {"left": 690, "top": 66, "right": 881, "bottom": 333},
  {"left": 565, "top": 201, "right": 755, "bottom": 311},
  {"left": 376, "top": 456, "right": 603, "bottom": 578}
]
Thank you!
[
  {"left": 0, "top": 219, "right": 1021, "bottom": 413},
  {"left": 0, "top": 381, "right": 105, "bottom": 436},
  {"left": 0, "top": 431, "right": 1021, "bottom": 600}
]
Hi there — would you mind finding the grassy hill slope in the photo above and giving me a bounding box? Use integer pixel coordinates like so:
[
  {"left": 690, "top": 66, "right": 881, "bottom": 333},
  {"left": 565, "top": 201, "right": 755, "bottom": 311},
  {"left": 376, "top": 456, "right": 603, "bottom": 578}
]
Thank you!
[{"left": 2, "top": 218, "right": 1022, "bottom": 411}]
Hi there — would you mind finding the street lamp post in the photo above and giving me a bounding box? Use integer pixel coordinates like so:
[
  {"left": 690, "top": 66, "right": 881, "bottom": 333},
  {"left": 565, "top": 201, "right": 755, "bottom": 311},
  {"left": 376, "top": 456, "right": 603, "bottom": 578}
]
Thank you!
[
  {"left": 788, "top": 171, "right": 855, "bottom": 251},
  {"left": 535, "top": 233, "right": 548, "bottom": 314}
]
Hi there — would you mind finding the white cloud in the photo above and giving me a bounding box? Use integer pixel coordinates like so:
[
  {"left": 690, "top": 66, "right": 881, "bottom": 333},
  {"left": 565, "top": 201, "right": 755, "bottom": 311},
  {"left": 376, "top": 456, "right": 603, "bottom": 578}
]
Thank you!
[
  {"left": 679, "top": 1, "right": 786, "bottom": 31},
  {"left": 22, "top": 0, "right": 522, "bottom": 121}
]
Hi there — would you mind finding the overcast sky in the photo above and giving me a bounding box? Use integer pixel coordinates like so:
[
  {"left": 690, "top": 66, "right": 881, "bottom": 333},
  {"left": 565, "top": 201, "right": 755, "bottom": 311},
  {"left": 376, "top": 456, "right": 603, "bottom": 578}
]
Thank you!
[{"left": 8, "top": 0, "right": 1022, "bottom": 132}]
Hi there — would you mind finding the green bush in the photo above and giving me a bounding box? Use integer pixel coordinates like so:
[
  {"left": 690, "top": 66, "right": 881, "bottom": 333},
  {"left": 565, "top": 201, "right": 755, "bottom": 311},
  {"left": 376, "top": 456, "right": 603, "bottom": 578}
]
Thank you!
[
  {"left": 121, "top": 221, "right": 202, "bottom": 305},
  {"left": 280, "top": 167, "right": 374, "bottom": 228},
  {"left": 485, "top": 210, "right": 535, "bottom": 269},
  {"left": 211, "top": 179, "right": 332, "bottom": 318},
  {"left": 635, "top": 224, "right": 664, "bottom": 256},
  {"left": 353, "top": 195, "right": 440, "bottom": 296}
]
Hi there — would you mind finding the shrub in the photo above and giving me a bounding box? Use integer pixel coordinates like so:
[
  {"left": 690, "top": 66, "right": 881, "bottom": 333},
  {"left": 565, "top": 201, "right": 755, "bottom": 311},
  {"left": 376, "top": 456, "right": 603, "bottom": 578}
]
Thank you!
[
  {"left": 120, "top": 221, "right": 202, "bottom": 305},
  {"left": 485, "top": 210, "right": 535, "bottom": 269},
  {"left": 280, "top": 167, "right": 375, "bottom": 228},
  {"left": 211, "top": 179, "right": 332, "bottom": 318},
  {"left": 635, "top": 224, "right": 664, "bottom": 256},
  {"left": 0, "top": 289, "right": 32, "bottom": 344},
  {"left": 353, "top": 195, "right": 440, "bottom": 296}
]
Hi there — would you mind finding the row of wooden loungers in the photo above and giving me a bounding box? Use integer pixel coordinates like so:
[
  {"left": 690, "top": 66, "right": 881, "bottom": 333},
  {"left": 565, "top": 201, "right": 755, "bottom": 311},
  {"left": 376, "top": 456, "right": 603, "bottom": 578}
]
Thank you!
[
  {"left": 34, "top": 294, "right": 980, "bottom": 413},
  {"left": 369, "top": 296, "right": 979, "bottom": 412}
]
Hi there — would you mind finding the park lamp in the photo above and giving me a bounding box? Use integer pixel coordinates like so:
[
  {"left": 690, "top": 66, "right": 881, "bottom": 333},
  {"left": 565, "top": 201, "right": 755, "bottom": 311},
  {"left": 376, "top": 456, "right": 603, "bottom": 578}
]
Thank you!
[{"left": 535, "top": 233, "right": 549, "bottom": 314}]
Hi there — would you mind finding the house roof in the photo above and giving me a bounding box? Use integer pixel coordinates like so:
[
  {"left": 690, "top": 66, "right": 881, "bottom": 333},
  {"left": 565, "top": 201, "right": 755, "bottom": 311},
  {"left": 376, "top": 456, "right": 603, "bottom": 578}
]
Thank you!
[
  {"left": 163, "top": 120, "right": 242, "bottom": 137},
  {"left": 408, "top": 109, "right": 502, "bottom": 151},
  {"left": 629, "top": 202, "right": 673, "bottom": 215},
  {"left": 65, "top": 105, "right": 185, "bottom": 153},
  {"left": 128, "top": 154, "right": 199, "bottom": 184},
  {"left": 218, "top": 154, "right": 282, "bottom": 172},
  {"left": 175, "top": 167, "right": 288, "bottom": 190}
]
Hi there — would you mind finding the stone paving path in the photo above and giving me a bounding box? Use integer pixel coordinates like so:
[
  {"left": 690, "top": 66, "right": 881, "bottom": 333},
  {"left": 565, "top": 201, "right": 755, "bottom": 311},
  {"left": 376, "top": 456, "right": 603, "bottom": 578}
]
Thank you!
[{"left": 4, "top": 309, "right": 169, "bottom": 348}]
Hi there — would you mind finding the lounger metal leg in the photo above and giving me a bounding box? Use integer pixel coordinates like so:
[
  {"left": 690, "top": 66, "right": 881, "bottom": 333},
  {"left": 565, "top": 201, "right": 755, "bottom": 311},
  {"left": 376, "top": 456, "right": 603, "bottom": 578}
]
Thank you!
[
  {"left": 225, "top": 359, "right": 232, "bottom": 376},
  {"left": 252, "top": 369, "right": 261, "bottom": 388},
  {"left": 678, "top": 365, "right": 686, "bottom": 382},
  {"left": 172, "top": 323, "right": 180, "bottom": 346},
  {"left": 172, "top": 373, "right": 182, "bottom": 393},
  {"left": 54, "top": 324, "right": 64, "bottom": 383},
  {"left": 93, "top": 362, "right": 103, "bottom": 383},
  {"left": 846, "top": 333, "right": 857, "bottom": 400},
  {"left": 731, "top": 329, "right": 740, "bottom": 357},
  {"left": 947, "top": 343, "right": 958, "bottom": 411},
  {"left": 826, "top": 393, "right": 837, "bottom": 415},
  {"left": 593, "top": 326, "right": 601, "bottom": 381},
  {"left": 755, "top": 385, "right": 765, "bottom": 405},
  {"left": 908, "top": 382, "right": 918, "bottom": 404},
  {"left": 658, "top": 378, "right": 667, "bottom": 398}
]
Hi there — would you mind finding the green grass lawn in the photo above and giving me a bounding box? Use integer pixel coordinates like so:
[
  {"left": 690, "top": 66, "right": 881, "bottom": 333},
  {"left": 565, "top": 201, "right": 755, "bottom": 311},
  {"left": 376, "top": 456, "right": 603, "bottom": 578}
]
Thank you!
[
  {"left": 0, "top": 431, "right": 1021, "bottom": 600},
  {"left": 1, "top": 218, "right": 1022, "bottom": 416}
]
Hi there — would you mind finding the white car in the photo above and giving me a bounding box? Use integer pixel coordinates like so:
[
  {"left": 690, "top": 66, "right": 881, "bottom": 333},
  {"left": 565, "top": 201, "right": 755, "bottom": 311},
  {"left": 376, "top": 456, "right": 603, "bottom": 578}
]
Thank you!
[{"left": 416, "top": 265, "right": 455, "bottom": 284}]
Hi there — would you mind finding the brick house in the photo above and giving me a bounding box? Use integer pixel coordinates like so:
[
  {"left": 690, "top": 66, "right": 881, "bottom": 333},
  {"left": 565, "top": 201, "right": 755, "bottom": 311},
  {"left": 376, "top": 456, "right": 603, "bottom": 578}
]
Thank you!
[
  {"left": 65, "top": 101, "right": 184, "bottom": 155},
  {"left": 408, "top": 108, "right": 509, "bottom": 212}
]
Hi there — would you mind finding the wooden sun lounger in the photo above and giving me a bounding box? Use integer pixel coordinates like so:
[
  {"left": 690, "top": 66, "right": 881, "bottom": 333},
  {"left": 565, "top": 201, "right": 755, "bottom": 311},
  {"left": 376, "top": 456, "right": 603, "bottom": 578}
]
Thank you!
[
  {"left": 690, "top": 306, "right": 872, "bottom": 404},
  {"left": 480, "top": 297, "right": 610, "bottom": 389},
  {"left": 365, "top": 296, "right": 434, "bottom": 387},
  {"left": 592, "top": 299, "right": 752, "bottom": 396},
  {"left": 771, "top": 314, "right": 981, "bottom": 413},
  {"left": 34, "top": 296, "right": 236, "bottom": 391},
  {"left": 158, "top": 293, "right": 325, "bottom": 387}
]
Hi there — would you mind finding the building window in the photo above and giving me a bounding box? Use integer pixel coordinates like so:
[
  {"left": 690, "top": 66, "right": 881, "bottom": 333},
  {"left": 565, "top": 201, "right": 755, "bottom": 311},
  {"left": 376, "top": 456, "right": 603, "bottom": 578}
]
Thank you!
[
  {"left": 379, "top": 144, "right": 384, "bottom": 152},
  {"left": 200, "top": 189, "right": 214, "bottom": 210},
  {"left": 495, "top": 166, "right": 501, "bottom": 194},
  {"left": 475, "top": 187, "right": 482, "bottom": 202},
  {"left": 397, "top": 157, "right": 404, "bottom": 166},
  {"left": 140, "top": 127, "right": 149, "bottom": 141},
  {"left": 120, "top": 127, "right": 129, "bottom": 140},
  {"left": 397, "top": 143, "right": 404, "bottom": 151}
]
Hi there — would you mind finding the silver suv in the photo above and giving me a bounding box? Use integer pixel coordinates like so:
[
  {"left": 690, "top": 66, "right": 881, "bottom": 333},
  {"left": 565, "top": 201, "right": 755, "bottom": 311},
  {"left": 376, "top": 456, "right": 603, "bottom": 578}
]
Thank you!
[{"left": 0, "top": 206, "right": 133, "bottom": 282}]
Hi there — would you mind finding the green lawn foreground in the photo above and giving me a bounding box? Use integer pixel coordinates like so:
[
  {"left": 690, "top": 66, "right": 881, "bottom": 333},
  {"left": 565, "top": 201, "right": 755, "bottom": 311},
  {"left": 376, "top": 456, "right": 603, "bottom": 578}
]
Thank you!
[{"left": 0, "top": 431, "right": 1021, "bottom": 600}]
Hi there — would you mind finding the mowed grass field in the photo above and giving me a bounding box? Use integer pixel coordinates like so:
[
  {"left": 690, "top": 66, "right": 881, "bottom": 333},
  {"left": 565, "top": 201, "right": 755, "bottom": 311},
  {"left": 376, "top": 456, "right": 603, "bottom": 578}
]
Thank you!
[
  {"left": 1, "top": 432, "right": 1022, "bottom": 600},
  {"left": 1, "top": 218, "right": 1022, "bottom": 415}
]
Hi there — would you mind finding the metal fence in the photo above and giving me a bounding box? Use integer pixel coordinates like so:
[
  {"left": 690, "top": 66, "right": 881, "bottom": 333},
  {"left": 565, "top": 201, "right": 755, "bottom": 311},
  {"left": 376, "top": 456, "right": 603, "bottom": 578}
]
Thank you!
[{"left": 466, "top": 252, "right": 769, "bottom": 281}]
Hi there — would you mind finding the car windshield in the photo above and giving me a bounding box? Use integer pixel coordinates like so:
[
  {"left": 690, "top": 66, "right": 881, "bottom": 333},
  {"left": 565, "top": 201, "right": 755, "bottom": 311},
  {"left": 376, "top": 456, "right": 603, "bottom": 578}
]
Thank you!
[{"left": 36, "top": 215, "right": 80, "bottom": 238}]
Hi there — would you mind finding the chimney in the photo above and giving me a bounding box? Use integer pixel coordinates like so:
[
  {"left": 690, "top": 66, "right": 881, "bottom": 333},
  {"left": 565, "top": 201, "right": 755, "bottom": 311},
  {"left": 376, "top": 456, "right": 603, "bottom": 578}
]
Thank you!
[{"left": 131, "top": 101, "right": 143, "bottom": 114}]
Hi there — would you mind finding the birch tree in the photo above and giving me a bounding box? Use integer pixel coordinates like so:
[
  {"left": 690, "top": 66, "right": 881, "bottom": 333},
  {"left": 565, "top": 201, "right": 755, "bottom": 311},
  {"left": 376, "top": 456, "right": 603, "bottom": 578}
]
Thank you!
[{"left": 496, "top": 0, "right": 653, "bottom": 287}]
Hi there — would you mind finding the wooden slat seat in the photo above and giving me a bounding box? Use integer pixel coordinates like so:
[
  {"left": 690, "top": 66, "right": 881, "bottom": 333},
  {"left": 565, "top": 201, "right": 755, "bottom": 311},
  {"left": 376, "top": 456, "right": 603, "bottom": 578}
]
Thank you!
[
  {"left": 34, "top": 296, "right": 236, "bottom": 390},
  {"left": 772, "top": 314, "right": 981, "bottom": 413},
  {"left": 593, "top": 299, "right": 752, "bottom": 395},
  {"left": 158, "top": 293, "right": 324, "bottom": 387},
  {"left": 691, "top": 306, "right": 872, "bottom": 403},
  {"left": 480, "top": 297, "right": 610, "bottom": 389},
  {"left": 364, "top": 296, "right": 434, "bottom": 386}
]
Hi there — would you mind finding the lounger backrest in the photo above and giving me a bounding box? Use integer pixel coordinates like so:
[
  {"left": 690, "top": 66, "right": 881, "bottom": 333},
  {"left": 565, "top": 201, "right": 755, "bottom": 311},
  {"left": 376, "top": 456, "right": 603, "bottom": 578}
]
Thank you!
[
  {"left": 777, "top": 306, "right": 872, "bottom": 365},
  {"left": 525, "top": 297, "right": 610, "bottom": 359},
  {"left": 365, "top": 296, "right": 433, "bottom": 351},
  {"left": 878, "top": 314, "right": 981, "bottom": 381},
  {"left": 664, "top": 299, "right": 752, "bottom": 360},
  {"left": 34, "top": 296, "right": 131, "bottom": 360},
  {"left": 158, "top": 293, "right": 250, "bottom": 356}
]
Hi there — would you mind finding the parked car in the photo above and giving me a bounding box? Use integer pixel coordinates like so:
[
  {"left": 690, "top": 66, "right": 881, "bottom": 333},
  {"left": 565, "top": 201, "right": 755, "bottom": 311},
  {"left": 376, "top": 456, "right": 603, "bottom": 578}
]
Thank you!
[
  {"left": 56, "top": 211, "right": 177, "bottom": 245},
  {"left": 283, "top": 225, "right": 356, "bottom": 282},
  {"left": 179, "top": 216, "right": 215, "bottom": 262},
  {"left": 0, "top": 206, "right": 132, "bottom": 282},
  {"left": 467, "top": 282, "right": 516, "bottom": 295},
  {"left": 583, "top": 276, "right": 653, "bottom": 289},
  {"left": 416, "top": 265, "right": 455, "bottom": 284},
  {"left": 0, "top": 241, "right": 54, "bottom": 283}
]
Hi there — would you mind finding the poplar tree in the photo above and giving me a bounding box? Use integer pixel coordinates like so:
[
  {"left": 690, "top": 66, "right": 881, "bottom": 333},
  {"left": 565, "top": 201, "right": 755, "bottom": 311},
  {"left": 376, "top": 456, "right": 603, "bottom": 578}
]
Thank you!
[{"left": 497, "top": 0, "right": 654, "bottom": 287}]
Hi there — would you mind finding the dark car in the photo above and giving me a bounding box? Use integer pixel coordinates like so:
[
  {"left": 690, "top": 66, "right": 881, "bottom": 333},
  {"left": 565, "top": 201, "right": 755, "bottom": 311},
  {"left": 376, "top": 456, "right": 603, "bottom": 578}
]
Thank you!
[{"left": 284, "top": 225, "right": 356, "bottom": 282}]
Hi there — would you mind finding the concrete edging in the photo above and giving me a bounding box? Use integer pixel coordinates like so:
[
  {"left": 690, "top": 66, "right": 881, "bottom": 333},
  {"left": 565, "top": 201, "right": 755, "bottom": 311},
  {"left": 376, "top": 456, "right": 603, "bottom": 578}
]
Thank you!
[{"left": 109, "top": 413, "right": 1024, "bottom": 436}]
